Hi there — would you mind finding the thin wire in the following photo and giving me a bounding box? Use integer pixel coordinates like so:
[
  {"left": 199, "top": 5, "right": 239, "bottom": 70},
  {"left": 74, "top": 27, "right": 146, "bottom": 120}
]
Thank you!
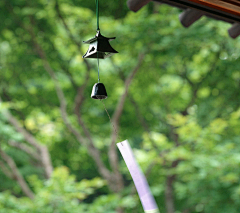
[
  {"left": 97, "top": 57, "right": 100, "bottom": 82},
  {"left": 100, "top": 99, "right": 119, "bottom": 141},
  {"left": 94, "top": 0, "right": 118, "bottom": 142},
  {"left": 95, "top": 0, "right": 100, "bottom": 82},
  {"left": 95, "top": 0, "right": 100, "bottom": 30}
]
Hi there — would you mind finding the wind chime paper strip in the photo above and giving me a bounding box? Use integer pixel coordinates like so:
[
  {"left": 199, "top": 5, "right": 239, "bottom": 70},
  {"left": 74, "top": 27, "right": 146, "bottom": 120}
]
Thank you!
[{"left": 117, "top": 140, "right": 160, "bottom": 213}]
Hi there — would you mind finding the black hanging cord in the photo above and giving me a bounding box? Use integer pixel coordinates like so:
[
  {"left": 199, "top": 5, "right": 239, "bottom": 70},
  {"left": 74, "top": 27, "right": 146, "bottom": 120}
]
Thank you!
[
  {"left": 97, "top": 53, "right": 100, "bottom": 82},
  {"left": 95, "top": 0, "right": 100, "bottom": 31},
  {"left": 94, "top": 0, "right": 119, "bottom": 141},
  {"left": 96, "top": 0, "right": 100, "bottom": 81}
]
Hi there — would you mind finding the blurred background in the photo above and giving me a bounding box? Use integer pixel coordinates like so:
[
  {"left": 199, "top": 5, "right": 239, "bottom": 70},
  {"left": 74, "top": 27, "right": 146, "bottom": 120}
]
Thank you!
[{"left": 0, "top": 0, "right": 240, "bottom": 212}]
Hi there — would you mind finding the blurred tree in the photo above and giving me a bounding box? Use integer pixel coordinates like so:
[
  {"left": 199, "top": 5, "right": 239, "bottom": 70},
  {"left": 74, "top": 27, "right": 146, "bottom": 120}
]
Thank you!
[{"left": 0, "top": 0, "right": 240, "bottom": 213}]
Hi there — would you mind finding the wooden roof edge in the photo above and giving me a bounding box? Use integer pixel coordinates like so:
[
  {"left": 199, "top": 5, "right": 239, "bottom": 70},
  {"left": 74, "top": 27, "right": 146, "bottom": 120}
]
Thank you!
[
  {"left": 127, "top": 0, "right": 240, "bottom": 23},
  {"left": 127, "top": 0, "right": 240, "bottom": 38},
  {"left": 188, "top": 0, "right": 240, "bottom": 17},
  {"left": 127, "top": 0, "right": 152, "bottom": 12}
]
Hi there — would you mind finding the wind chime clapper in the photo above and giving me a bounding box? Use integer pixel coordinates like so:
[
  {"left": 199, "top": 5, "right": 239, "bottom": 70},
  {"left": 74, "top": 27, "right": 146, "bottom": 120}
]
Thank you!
[{"left": 82, "top": 0, "right": 118, "bottom": 100}]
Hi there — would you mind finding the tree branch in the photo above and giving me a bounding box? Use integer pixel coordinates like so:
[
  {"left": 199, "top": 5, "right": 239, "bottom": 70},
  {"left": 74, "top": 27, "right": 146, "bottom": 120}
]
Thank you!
[
  {"left": 26, "top": 18, "right": 113, "bottom": 185},
  {"left": 108, "top": 53, "right": 145, "bottom": 191},
  {"left": 55, "top": 1, "right": 93, "bottom": 115},
  {"left": 112, "top": 59, "right": 161, "bottom": 152},
  {"left": 165, "top": 174, "right": 175, "bottom": 213},
  {"left": 0, "top": 160, "right": 13, "bottom": 179},
  {"left": 110, "top": 53, "right": 145, "bottom": 144},
  {"left": 0, "top": 148, "right": 35, "bottom": 199},
  {"left": 55, "top": 0, "right": 91, "bottom": 71},
  {"left": 34, "top": 39, "right": 112, "bottom": 182},
  {"left": 74, "top": 69, "right": 90, "bottom": 121},
  {"left": 8, "top": 140, "right": 41, "bottom": 161},
  {"left": 0, "top": 97, "right": 53, "bottom": 179},
  {"left": 5, "top": 2, "right": 119, "bottom": 192},
  {"left": 128, "top": 94, "right": 161, "bottom": 152},
  {"left": 53, "top": 6, "right": 107, "bottom": 181},
  {"left": 165, "top": 124, "right": 180, "bottom": 213}
]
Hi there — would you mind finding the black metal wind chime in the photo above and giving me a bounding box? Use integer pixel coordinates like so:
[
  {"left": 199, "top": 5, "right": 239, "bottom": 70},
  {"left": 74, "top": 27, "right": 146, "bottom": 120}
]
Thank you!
[{"left": 82, "top": 0, "right": 118, "bottom": 99}]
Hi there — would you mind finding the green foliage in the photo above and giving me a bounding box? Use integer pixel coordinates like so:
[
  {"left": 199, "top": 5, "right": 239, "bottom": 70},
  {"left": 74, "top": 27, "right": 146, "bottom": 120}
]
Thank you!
[
  {"left": 1, "top": 0, "right": 240, "bottom": 212},
  {"left": 0, "top": 167, "right": 106, "bottom": 213},
  {"left": 140, "top": 113, "right": 240, "bottom": 212}
]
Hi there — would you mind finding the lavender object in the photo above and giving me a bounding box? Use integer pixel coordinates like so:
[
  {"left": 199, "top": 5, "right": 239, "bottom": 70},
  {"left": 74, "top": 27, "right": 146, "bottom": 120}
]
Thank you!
[{"left": 117, "top": 140, "right": 160, "bottom": 213}]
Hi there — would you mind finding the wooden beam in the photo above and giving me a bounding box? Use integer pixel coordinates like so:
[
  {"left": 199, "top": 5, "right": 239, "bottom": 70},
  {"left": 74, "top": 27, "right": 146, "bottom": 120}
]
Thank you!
[
  {"left": 127, "top": 0, "right": 152, "bottom": 12},
  {"left": 128, "top": 0, "right": 240, "bottom": 17},
  {"left": 187, "top": 0, "right": 240, "bottom": 16},
  {"left": 159, "top": 0, "right": 240, "bottom": 23},
  {"left": 228, "top": 23, "right": 240, "bottom": 38},
  {"left": 179, "top": 8, "right": 205, "bottom": 27},
  {"left": 127, "top": 0, "right": 240, "bottom": 38}
]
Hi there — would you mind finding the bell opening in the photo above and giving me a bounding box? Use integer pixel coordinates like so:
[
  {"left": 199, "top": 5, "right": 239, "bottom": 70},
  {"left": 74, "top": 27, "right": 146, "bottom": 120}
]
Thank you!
[{"left": 91, "top": 95, "right": 107, "bottom": 100}]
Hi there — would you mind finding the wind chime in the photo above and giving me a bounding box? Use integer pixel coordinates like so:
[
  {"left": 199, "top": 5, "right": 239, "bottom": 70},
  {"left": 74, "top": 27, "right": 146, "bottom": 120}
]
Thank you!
[
  {"left": 82, "top": 1, "right": 159, "bottom": 212},
  {"left": 82, "top": 0, "right": 118, "bottom": 100}
]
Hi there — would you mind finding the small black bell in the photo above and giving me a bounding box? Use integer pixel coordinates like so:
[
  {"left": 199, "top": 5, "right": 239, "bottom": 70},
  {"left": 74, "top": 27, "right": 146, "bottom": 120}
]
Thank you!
[
  {"left": 83, "top": 31, "right": 118, "bottom": 59},
  {"left": 91, "top": 83, "right": 107, "bottom": 99}
]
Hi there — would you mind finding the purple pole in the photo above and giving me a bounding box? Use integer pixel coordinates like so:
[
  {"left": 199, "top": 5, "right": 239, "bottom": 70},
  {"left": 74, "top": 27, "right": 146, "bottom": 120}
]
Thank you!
[{"left": 117, "top": 140, "right": 160, "bottom": 213}]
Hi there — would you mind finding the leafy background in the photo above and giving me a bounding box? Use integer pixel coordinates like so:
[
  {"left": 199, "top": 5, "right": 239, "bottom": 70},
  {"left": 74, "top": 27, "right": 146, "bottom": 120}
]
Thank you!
[{"left": 0, "top": 0, "right": 240, "bottom": 212}]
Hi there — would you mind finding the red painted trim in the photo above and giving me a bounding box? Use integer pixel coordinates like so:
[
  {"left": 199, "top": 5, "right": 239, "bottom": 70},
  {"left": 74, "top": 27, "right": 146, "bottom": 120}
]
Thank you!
[{"left": 187, "top": 0, "right": 240, "bottom": 16}]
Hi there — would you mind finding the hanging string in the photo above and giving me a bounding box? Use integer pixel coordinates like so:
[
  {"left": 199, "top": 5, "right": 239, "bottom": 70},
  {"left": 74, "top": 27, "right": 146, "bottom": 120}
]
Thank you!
[
  {"left": 100, "top": 99, "right": 119, "bottom": 141},
  {"left": 95, "top": 0, "right": 100, "bottom": 82},
  {"left": 95, "top": 0, "right": 100, "bottom": 30},
  {"left": 97, "top": 56, "right": 100, "bottom": 82},
  {"left": 94, "top": 0, "right": 119, "bottom": 142}
]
